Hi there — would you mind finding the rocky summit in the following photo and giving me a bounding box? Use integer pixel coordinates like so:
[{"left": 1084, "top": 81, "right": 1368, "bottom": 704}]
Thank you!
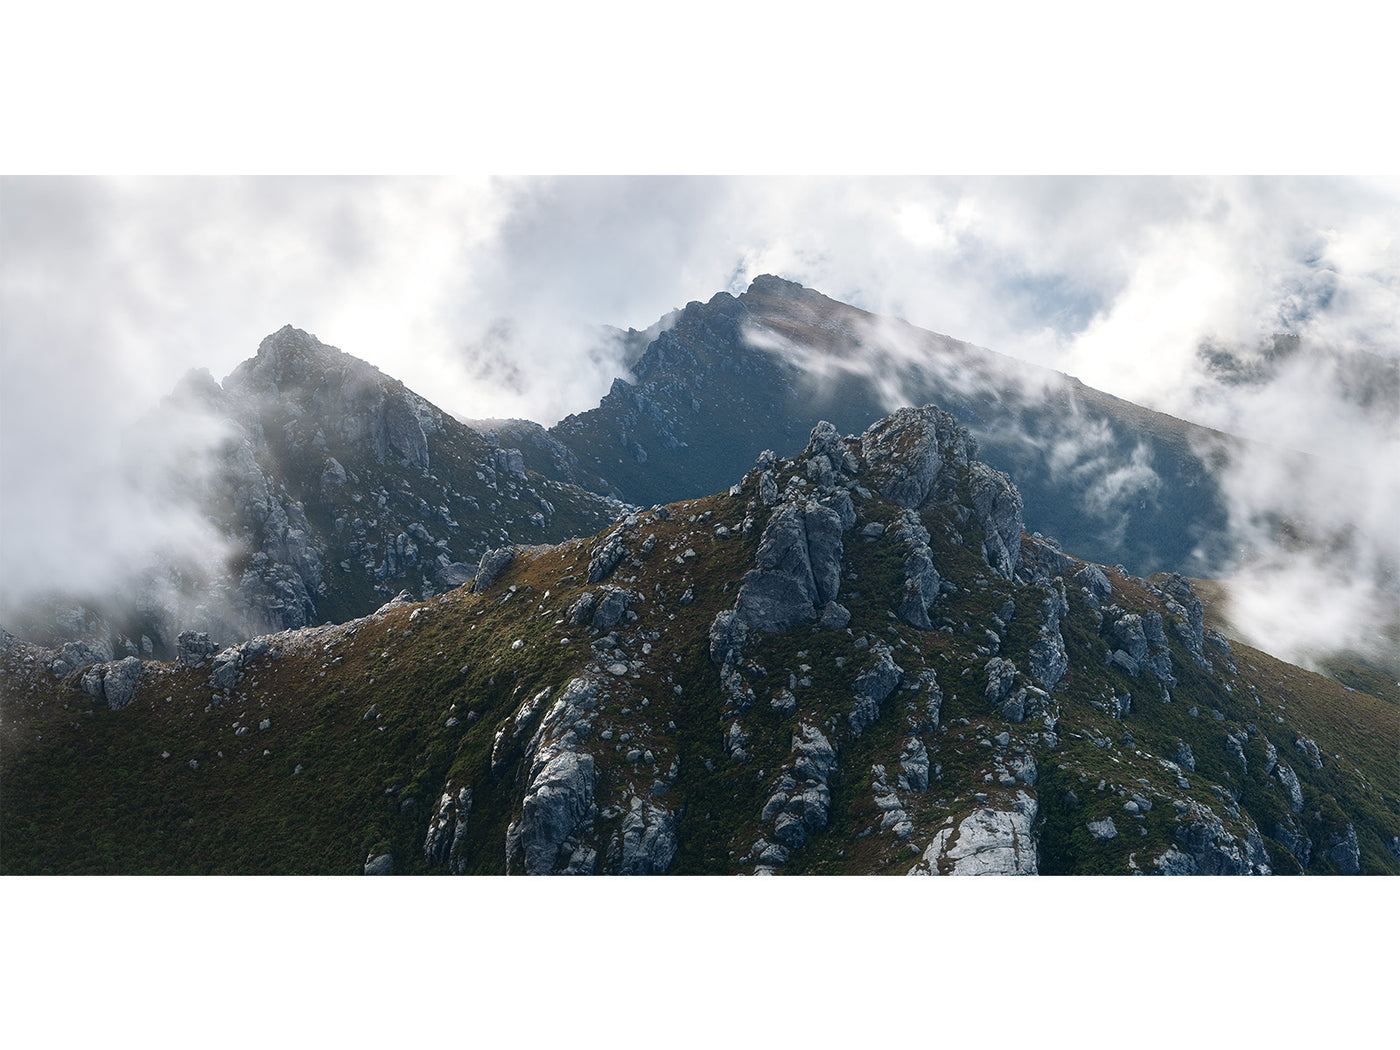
[
  {"left": 16, "top": 325, "right": 626, "bottom": 662},
  {"left": 4, "top": 403, "right": 1395, "bottom": 875}
]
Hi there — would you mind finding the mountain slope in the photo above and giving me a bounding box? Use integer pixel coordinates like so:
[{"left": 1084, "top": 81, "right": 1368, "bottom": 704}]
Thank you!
[
  {"left": 10, "top": 326, "right": 627, "bottom": 661},
  {"left": 4, "top": 404, "right": 1394, "bottom": 875},
  {"left": 538, "top": 276, "right": 1236, "bottom": 578}
]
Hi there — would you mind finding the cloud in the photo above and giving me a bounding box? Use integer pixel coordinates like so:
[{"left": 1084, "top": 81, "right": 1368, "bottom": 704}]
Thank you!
[{"left": 3, "top": 175, "right": 1397, "bottom": 665}]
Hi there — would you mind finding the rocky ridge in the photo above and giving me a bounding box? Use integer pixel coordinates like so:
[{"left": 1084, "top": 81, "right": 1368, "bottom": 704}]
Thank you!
[
  {"left": 4, "top": 399, "right": 1394, "bottom": 876},
  {"left": 19, "top": 326, "right": 627, "bottom": 661}
]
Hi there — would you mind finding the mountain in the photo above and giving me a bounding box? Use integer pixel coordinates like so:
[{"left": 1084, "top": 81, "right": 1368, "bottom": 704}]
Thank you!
[
  {"left": 527, "top": 276, "right": 1237, "bottom": 578},
  {"left": 2, "top": 280, "right": 1283, "bottom": 669},
  {"left": 9, "top": 325, "right": 627, "bottom": 662},
  {"left": 4, "top": 404, "right": 1395, "bottom": 875}
]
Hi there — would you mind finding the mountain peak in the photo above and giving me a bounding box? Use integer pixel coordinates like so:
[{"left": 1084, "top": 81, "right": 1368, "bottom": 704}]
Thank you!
[
  {"left": 257, "top": 323, "right": 320, "bottom": 356},
  {"left": 231, "top": 325, "right": 376, "bottom": 394},
  {"left": 746, "top": 273, "right": 807, "bottom": 295}
]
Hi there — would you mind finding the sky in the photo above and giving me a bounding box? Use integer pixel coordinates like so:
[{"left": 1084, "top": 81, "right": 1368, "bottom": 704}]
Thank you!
[
  {"left": 3, "top": 173, "right": 1398, "bottom": 665},
  {"left": 4, "top": 3, "right": 1398, "bottom": 1035}
]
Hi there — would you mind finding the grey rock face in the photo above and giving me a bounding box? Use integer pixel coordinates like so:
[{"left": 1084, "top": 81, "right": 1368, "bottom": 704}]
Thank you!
[
  {"left": 969, "top": 462, "right": 1024, "bottom": 580},
  {"left": 760, "top": 722, "right": 839, "bottom": 853},
  {"left": 1274, "top": 763, "right": 1305, "bottom": 814},
  {"left": 505, "top": 676, "right": 601, "bottom": 875},
  {"left": 587, "top": 532, "right": 628, "bottom": 584},
  {"left": 911, "top": 668, "right": 943, "bottom": 733},
  {"left": 849, "top": 645, "right": 905, "bottom": 736},
  {"left": 567, "top": 591, "right": 598, "bottom": 626},
  {"left": 1295, "top": 736, "right": 1324, "bottom": 770},
  {"left": 914, "top": 792, "right": 1038, "bottom": 875},
  {"left": 759, "top": 471, "right": 779, "bottom": 505},
  {"left": 1021, "top": 535, "right": 1072, "bottom": 579},
  {"left": 984, "top": 657, "right": 1018, "bottom": 707},
  {"left": 1273, "top": 818, "right": 1313, "bottom": 870},
  {"left": 735, "top": 497, "right": 848, "bottom": 632},
  {"left": 1076, "top": 563, "right": 1113, "bottom": 601},
  {"left": 101, "top": 657, "right": 143, "bottom": 709},
  {"left": 1107, "top": 609, "right": 1172, "bottom": 681},
  {"left": 1172, "top": 740, "right": 1197, "bottom": 771},
  {"left": 1262, "top": 739, "right": 1279, "bottom": 777},
  {"left": 49, "top": 640, "right": 104, "bottom": 678},
  {"left": 803, "top": 504, "right": 845, "bottom": 606},
  {"left": 791, "top": 722, "right": 839, "bottom": 783},
  {"left": 424, "top": 786, "right": 473, "bottom": 872},
  {"left": 471, "top": 547, "right": 516, "bottom": 592},
  {"left": 78, "top": 656, "right": 144, "bottom": 710},
  {"left": 209, "top": 648, "right": 244, "bottom": 693},
  {"left": 1027, "top": 586, "right": 1069, "bottom": 691},
  {"left": 1323, "top": 824, "right": 1361, "bottom": 875},
  {"left": 870, "top": 765, "right": 913, "bottom": 840},
  {"left": 1087, "top": 817, "right": 1118, "bottom": 841},
  {"left": 804, "top": 420, "right": 859, "bottom": 477},
  {"left": 590, "top": 588, "right": 632, "bottom": 632},
  {"left": 493, "top": 447, "right": 526, "bottom": 479},
  {"left": 899, "top": 738, "right": 930, "bottom": 792},
  {"left": 860, "top": 407, "right": 970, "bottom": 510},
  {"left": 613, "top": 800, "right": 678, "bottom": 875},
  {"left": 817, "top": 601, "right": 851, "bottom": 630},
  {"left": 509, "top": 747, "right": 597, "bottom": 876},
  {"left": 890, "top": 512, "right": 941, "bottom": 630},
  {"left": 1224, "top": 730, "right": 1249, "bottom": 773},
  {"left": 177, "top": 631, "right": 218, "bottom": 667},
  {"left": 1166, "top": 801, "right": 1271, "bottom": 875},
  {"left": 364, "top": 854, "right": 394, "bottom": 875},
  {"left": 1110, "top": 613, "right": 1149, "bottom": 666},
  {"left": 708, "top": 609, "right": 747, "bottom": 666}
]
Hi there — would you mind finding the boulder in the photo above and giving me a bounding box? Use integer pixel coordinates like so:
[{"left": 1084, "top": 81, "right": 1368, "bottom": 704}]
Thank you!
[
  {"left": 1323, "top": 825, "right": 1361, "bottom": 875},
  {"left": 177, "top": 631, "right": 218, "bottom": 667},
  {"left": 969, "top": 462, "right": 1024, "bottom": 580},
  {"left": 613, "top": 800, "right": 678, "bottom": 875},
  {"left": 587, "top": 532, "right": 628, "bottom": 584},
  {"left": 101, "top": 657, "right": 144, "bottom": 710},
  {"left": 363, "top": 854, "right": 394, "bottom": 876},
  {"left": 1087, "top": 817, "right": 1118, "bottom": 841},
  {"left": 506, "top": 746, "right": 597, "bottom": 876},
  {"left": 423, "top": 786, "right": 474, "bottom": 872},
  {"left": 915, "top": 792, "right": 1038, "bottom": 875},
  {"left": 471, "top": 547, "right": 515, "bottom": 592},
  {"left": 590, "top": 588, "right": 632, "bottom": 632}
]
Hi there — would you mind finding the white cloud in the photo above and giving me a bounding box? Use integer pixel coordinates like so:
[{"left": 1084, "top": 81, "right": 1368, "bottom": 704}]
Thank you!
[{"left": 3, "top": 175, "right": 1397, "bottom": 664}]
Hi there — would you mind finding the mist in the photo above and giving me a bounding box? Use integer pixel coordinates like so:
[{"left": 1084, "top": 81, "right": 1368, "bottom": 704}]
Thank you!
[{"left": 3, "top": 175, "right": 1397, "bottom": 668}]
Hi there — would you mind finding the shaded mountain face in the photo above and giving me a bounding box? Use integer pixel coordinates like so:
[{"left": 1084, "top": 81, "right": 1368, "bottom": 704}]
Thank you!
[
  {"left": 535, "top": 276, "right": 1235, "bottom": 578},
  {"left": 4, "top": 405, "right": 1394, "bottom": 875},
  {"left": 12, "top": 326, "right": 627, "bottom": 661}
]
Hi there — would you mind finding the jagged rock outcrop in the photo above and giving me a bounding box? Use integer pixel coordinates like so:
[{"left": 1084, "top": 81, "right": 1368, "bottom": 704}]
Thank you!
[
  {"left": 1323, "top": 825, "right": 1361, "bottom": 875},
  {"left": 424, "top": 786, "right": 473, "bottom": 873},
  {"left": 1104, "top": 608, "right": 1173, "bottom": 682},
  {"left": 734, "top": 500, "right": 846, "bottom": 631},
  {"left": 610, "top": 799, "right": 679, "bottom": 875},
  {"left": 78, "top": 656, "right": 143, "bottom": 710},
  {"left": 912, "top": 792, "right": 1039, "bottom": 875},
  {"left": 505, "top": 677, "right": 602, "bottom": 875},
  {"left": 758, "top": 722, "right": 840, "bottom": 855},
  {"left": 177, "top": 630, "right": 218, "bottom": 667},
  {"left": 969, "top": 462, "right": 1024, "bottom": 580},
  {"left": 472, "top": 547, "right": 516, "bottom": 593},
  {"left": 849, "top": 645, "right": 905, "bottom": 736},
  {"left": 1027, "top": 583, "right": 1069, "bottom": 690},
  {"left": 1154, "top": 801, "right": 1271, "bottom": 875}
]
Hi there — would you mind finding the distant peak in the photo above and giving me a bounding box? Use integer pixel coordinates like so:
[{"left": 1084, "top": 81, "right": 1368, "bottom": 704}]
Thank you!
[
  {"left": 257, "top": 325, "right": 322, "bottom": 357},
  {"left": 746, "top": 274, "right": 808, "bottom": 295}
]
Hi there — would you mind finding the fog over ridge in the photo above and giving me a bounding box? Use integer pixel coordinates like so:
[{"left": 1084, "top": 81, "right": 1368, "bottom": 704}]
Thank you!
[{"left": 2, "top": 176, "right": 1396, "bottom": 668}]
